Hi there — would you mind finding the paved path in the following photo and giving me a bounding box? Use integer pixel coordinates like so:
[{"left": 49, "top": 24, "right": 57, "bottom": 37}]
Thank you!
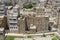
[
  {"left": 5, "top": 32, "right": 59, "bottom": 36},
  {"left": 5, "top": 32, "right": 60, "bottom": 40},
  {"left": 14, "top": 37, "right": 52, "bottom": 40}
]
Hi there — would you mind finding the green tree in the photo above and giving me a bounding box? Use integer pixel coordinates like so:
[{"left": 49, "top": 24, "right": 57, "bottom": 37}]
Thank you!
[
  {"left": 6, "top": 36, "right": 14, "bottom": 40},
  {"left": 52, "top": 36, "right": 58, "bottom": 40},
  {"left": 23, "top": 3, "right": 33, "bottom": 9},
  {"left": 4, "top": 2, "right": 13, "bottom": 6}
]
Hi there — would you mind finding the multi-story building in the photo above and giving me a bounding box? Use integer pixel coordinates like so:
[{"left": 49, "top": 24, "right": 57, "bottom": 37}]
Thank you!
[
  {"left": 0, "top": 2, "right": 7, "bottom": 28},
  {"left": 0, "top": 27, "right": 5, "bottom": 40},
  {"left": 18, "top": 16, "right": 26, "bottom": 33},
  {"left": 17, "top": 14, "right": 49, "bottom": 34},
  {"left": 0, "top": 0, "right": 10, "bottom": 2},
  {"left": 0, "top": 16, "right": 7, "bottom": 28},
  {"left": 11, "top": 0, "right": 19, "bottom": 5},
  {"left": 38, "top": 0, "right": 47, "bottom": 8},
  {"left": 0, "top": 0, "right": 18, "bottom": 5},
  {"left": 52, "top": 0, "right": 60, "bottom": 11},
  {"left": 0, "top": 2, "right": 6, "bottom": 16},
  {"left": 7, "top": 5, "right": 20, "bottom": 33},
  {"left": 26, "top": 16, "right": 49, "bottom": 33}
]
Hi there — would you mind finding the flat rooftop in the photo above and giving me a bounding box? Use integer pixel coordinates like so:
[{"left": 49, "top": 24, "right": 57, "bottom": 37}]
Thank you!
[
  {"left": 13, "top": 4, "right": 19, "bottom": 9},
  {"left": 7, "top": 10, "right": 18, "bottom": 16}
]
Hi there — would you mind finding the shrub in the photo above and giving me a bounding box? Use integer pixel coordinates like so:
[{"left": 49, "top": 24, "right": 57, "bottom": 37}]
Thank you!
[
  {"left": 27, "top": 35, "right": 32, "bottom": 38},
  {"left": 32, "top": 3, "right": 36, "bottom": 7},
  {"left": 42, "top": 34, "right": 46, "bottom": 37},
  {"left": 23, "top": 3, "right": 33, "bottom": 9},
  {"left": 6, "top": 36, "right": 14, "bottom": 40},
  {"left": 52, "top": 36, "right": 59, "bottom": 40},
  {"left": 33, "top": 7, "right": 36, "bottom": 11},
  {"left": 4, "top": 2, "right": 13, "bottom": 6}
]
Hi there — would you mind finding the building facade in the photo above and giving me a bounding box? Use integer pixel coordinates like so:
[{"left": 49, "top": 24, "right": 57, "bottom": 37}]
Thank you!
[
  {"left": 18, "top": 17, "right": 26, "bottom": 33},
  {"left": 26, "top": 16, "right": 49, "bottom": 33},
  {"left": 0, "top": 3, "right": 6, "bottom": 16},
  {"left": 52, "top": 0, "right": 60, "bottom": 11},
  {"left": 7, "top": 5, "right": 20, "bottom": 33}
]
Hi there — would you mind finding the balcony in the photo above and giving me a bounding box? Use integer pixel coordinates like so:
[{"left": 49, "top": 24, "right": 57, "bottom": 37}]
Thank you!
[
  {"left": 0, "top": 11, "right": 4, "bottom": 13},
  {"left": 0, "top": 8, "right": 4, "bottom": 10},
  {"left": 8, "top": 16, "right": 17, "bottom": 19},
  {"left": 9, "top": 25, "right": 18, "bottom": 27},
  {"left": 9, "top": 21, "right": 17, "bottom": 23}
]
